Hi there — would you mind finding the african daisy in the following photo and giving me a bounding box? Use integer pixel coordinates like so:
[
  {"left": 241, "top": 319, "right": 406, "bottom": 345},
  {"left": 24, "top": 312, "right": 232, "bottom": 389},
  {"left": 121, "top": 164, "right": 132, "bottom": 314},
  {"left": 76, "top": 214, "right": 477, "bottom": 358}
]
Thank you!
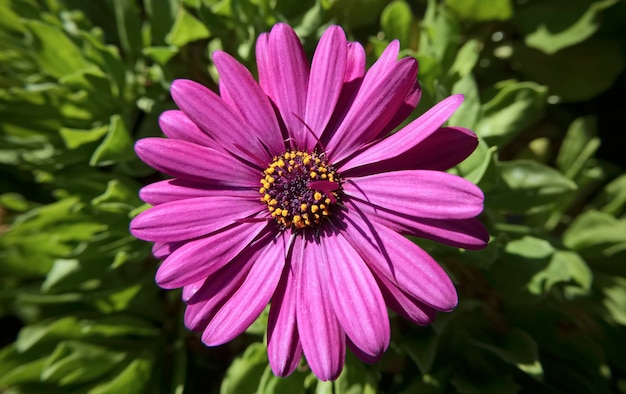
[{"left": 130, "top": 23, "right": 488, "bottom": 381}]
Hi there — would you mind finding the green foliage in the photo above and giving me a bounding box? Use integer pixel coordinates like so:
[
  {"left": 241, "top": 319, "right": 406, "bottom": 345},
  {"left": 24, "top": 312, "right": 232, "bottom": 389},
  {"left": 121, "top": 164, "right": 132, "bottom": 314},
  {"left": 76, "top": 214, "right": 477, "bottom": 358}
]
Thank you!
[{"left": 1, "top": 0, "right": 625, "bottom": 393}]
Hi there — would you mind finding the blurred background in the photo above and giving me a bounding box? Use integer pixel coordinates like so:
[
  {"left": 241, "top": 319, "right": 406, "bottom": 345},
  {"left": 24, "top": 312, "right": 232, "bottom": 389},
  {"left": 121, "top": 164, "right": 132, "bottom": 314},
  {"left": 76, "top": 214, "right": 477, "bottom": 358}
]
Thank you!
[{"left": 1, "top": 0, "right": 625, "bottom": 392}]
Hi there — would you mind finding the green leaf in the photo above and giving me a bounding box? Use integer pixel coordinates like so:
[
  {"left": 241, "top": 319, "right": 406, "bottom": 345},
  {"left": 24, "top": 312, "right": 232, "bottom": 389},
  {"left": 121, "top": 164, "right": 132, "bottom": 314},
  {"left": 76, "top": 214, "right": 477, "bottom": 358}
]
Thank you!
[
  {"left": 144, "top": 0, "right": 179, "bottom": 45},
  {"left": 88, "top": 352, "right": 154, "bottom": 394},
  {"left": 59, "top": 125, "right": 108, "bottom": 150},
  {"left": 556, "top": 117, "right": 600, "bottom": 179},
  {"left": 221, "top": 342, "right": 268, "bottom": 394},
  {"left": 448, "top": 39, "right": 480, "bottom": 80},
  {"left": 419, "top": 0, "right": 460, "bottom": 66},
  {"left": 0, "top": 346, "right": 47, "bottom": 387},
  {"left": 489, "top": 160, "right": 577, "bottom": 213},
  {"left": 446, "top": 0, "right": 512, "bottom": 21},
  {"left": 24, "top": 20, "right": 89, "bottom": 78},
  {"left": 400, "top": 331, "right": 439, "bottom": 373},
  {"left": 111, "top": 0, "right": 143, "bottom": 60},
  {"left": 599, "top": 174, "right": 626, "bottom": 215},
  {"left": 245, "top": 305, "right": 269, "bottom": 337},
  {"left": 91, "top": 179, "right": 142, "bottom": 213},
  {"left": 472, "top": 328, "right": 543, "bottom": 378},
  {"left": 476, "top": 81, "right": 548, "bottom": 146},
  {"left": 143, "top": 46, "right": 179, "bottom": 65},
  {"left": 0, "top": 192, "right": 31, "bottom": 212},
  {"left": 514, "top": 40, "right": 624, "bottom": 102},
  {"left": 448, "top": 74, "right": 481, "bottom": 129},
  {"left": 527, "top": 250, "right": 592, "bottom": 295},
  {"left": 516, "top": 0, "right": 619, "bottom": 54},
  {"left": 380, "top": 0, "right": 413, "bottom": 47},
  {"left": 454, "top": 139, "right": 498, "bottom": 192},
  {"left": 564, "top": 210, "right": 626, "bottom": 252},
  {"left": 40, "top": 258, "right": 83, "bottom": 293},
  {"left": 91, "top": 283, "right": 144, "bottom": 313},
  {"left": 258, "top": 365, "right": 307, "bottom": 394},
  {"left": 90, "top": 115, "right": 135, "bottom": 167},
  {"left": 41, "top": 341, "right": 125, "bottom": 385},
  {"left": 505, "top": 236, "right": 554, "bottom": 260},
  {"left": 16, "top": 315, "right": 158, "bottom": 357},
  {"left": 79, "top": 31, "right": 127, "bottom": 99},
  {"left": 333, "top": 352, "right": 378, "bottom": 394},
  {"left": 165, "top": 7, "right": 211, "bottom": 47},
  {"left": 601, "top": 276, "right": 626, "bottom": 326}
]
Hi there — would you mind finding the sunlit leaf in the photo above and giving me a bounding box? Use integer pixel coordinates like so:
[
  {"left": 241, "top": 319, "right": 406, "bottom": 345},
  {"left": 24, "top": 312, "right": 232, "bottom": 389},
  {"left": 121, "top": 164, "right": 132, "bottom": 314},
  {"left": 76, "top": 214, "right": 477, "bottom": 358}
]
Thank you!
[
  {"left": 489, "top": 160, "right": 577, "bottom": 213},
  {"left": 446, "top": 0, "right": 512, "bottom": 21},
  {"left": 24, "top": 20, "right": 89, "bottom": 78},
  {"left": 516, "top": 0, "right": 619, "bottom": 54},
  {"left": 476, "top": 81, "right": 548, "bottom": 146},
  {"left": 90, "top": 115, "right": 135, "bottom": 167},
  {"left": 381, "top": 0, "right": 413, "bottom": 47},
  {"left": 556, "top": 117, "right": 600, "bottom": 179},
  {"left": 221, "top": 342, "right": 268, "bottom": 394},
  {"left": 41, "top": 341, "right": 125, "bottom": 385},
  {"left": 165, "top": 7, "right": 211, "bottom": 47},
  {"left": 528, "top": 250, "right": 592, "bottom": 295}
]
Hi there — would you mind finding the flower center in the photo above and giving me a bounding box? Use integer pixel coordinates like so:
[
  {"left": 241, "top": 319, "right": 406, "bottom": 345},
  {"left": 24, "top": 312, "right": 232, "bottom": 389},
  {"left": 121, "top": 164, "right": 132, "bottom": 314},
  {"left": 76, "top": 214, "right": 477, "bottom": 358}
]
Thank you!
[{"left": 260, "top": 150, "right": 341, "bottom": 230}]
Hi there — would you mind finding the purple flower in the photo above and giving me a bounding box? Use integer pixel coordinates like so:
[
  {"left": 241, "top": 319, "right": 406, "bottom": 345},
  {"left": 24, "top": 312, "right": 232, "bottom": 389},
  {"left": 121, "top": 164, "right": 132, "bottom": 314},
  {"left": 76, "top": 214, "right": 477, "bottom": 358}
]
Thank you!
[{"left": 130, "top": 23, "right": 487, "bottom": 380}]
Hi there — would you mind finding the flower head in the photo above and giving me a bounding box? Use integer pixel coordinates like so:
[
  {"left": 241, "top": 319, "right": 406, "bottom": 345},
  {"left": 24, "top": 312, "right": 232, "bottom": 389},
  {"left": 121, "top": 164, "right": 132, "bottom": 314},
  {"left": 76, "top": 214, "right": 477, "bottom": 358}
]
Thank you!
[{"left": 130, "top": 23, "right": 488, "bottom": 380}]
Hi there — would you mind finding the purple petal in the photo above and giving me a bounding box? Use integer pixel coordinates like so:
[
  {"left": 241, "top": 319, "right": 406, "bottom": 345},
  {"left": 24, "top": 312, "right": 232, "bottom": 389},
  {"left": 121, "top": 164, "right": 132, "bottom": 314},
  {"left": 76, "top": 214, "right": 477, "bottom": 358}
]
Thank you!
[
  {"left": 139, "top": 179, "right": 257, "bottom": 206},
  {"left": 130, "top": 196, "right": 263, "bottom": 242},
  {"left": 268, "top": 247, "right": 303, "bottom": 377},
  {"left": 256, "top": 32, "right": 276, "bottom": 101},
  {"left": 182, "top": 278, "right": 206, "bottom": 303},
  {"left": 339, "top": 94, "right": 465, "bottom": 173},
  {"left": 350, "top": 199, "right": 488, "bottom": 249},
  {"left": 261, "top": 23, "right": 310, "bottom": 149},
  {"left": 202, "top": 234, "right": 287, "bottom": 345},
  {"left": 344, "top": 126, "right": 478, "bottom": 177},
  {"left": 327, "top": 57, "right": 418, "bottom": 163},
  {"left": 347, "top": 339, "right": 380, "bottom": 364},
  {"left": 155, "top": 221, "right": 269, "bottom": 289},
  {"left": 213, "top": 51, "right": 285, "bottom": 156},
  {"left": 380, "top": 79, "right": 422, "bottom": 136},
  {"left": 152, "top": 241, "right": 184, "bottom": 259},
  {"left": 322, "top": 41, "right": 366, "bottom": 147},
  {"left": 305, "top": 26, "right": 347, "bottom": 144},
  {"left": 375, "top": 274, "right": 437, "bottom": 325},
  {"left": 338, "top": 204, "right": 458, "bottom": 311},
  {"left": 170, "top": 79, "right": 269, "bottom": 166},
  {"left": 295, "top": 235, "right": 346, "bottom": 381},
  {"left": 321, "top": 231, "right": 390, "bottom": 361},
  {"left": 159, "top": 110, "right": 214, "bottom": 147},
  {"left": 183, "top": 232, "right": 272, "bottom": 331},
  {"left": 344, "top": 170, "right": 484, "bottom": 220},
  {"left": 135, "top": 138, "right": 259, "bottom": 187}
]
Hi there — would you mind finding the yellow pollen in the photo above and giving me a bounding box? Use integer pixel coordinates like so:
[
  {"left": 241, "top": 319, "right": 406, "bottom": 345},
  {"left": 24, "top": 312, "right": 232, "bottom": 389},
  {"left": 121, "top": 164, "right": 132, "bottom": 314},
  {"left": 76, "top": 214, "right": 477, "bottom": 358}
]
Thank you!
[{"left": 260, "top": 150, "right": 341, "bottom": 230}]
